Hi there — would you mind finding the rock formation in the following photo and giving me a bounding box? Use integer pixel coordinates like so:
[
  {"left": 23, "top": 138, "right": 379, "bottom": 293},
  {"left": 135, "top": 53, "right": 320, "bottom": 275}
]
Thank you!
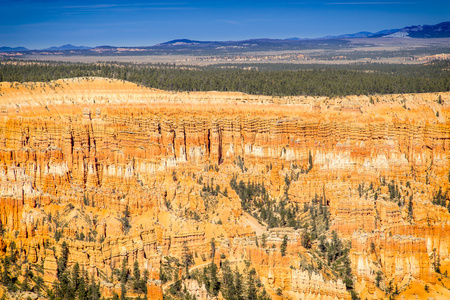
[{"left": 0, "top": 77, "right": 449, "bottom": 299}]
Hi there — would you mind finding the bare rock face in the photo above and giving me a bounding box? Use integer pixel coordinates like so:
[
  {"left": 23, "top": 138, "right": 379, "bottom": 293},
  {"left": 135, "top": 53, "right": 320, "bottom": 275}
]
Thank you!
[
  {"left": 352, "top": 231, "right": 434, "bottom": 285},
  {"left": 0, "top": 78, "right": 450, "bottom": 299},
  {"left": 183, "top": 279, "right": 210, "bottom": 300},
  {"left": 291, "top": 269, "right": 347, "bottom": 299}
]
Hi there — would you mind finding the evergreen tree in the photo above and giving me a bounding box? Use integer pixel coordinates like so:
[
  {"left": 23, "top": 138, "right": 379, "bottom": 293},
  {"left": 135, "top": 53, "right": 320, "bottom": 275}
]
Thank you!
[
  {"left": 133, "top": 261, "right": 140, "bottom": 282},
  {"left": 20, "top": 266, "right": 31, "bottom": 292},
  {"left": 208, "top": 263, "right": 220, "bottom": 296},
  {"left": 132, "top": 261, "right": 141, "bottom": 292},
  {"left": 33, "top": 274, "right": 45, "bottom": 293},
  {"left": 234, "top": 268, "right": 244, "bottom": 300},
  {"left": 89, "top": 275, "right": 101, "bottom": 300},
  {"left": 301, "top": 230, "right": 311, "bottom": 249},
  {"left": 245, "top": 269, "right": 257, "bottom": 300},
  {"left": 171, "top": 270, "right": 181, "bottom": 295},
  {"left": 120, "top": 205, "right": 131, "bottom": 234},
  {"left": 221, "top": 262, "right": 236, "bottom": 300},
  {"left": 70, "top": 262, "right": 80, "bottom": 299},
  {"left": 280, "top": 235, "right": 288, "bottom": 257},
  {"left": 120, "top": 258, "right": 128, "bottom": 284},
  {"left": 210, "top": 238, "right": 216, "bottom": 262},
  {"left": 120, "top": 282, "right": 127, "bottom": 300},
  {"left": 261, "top": 234, "right": 267, "bottom": 248},
  {"left": 182, "top": 241, "right": 194, "bottom": 276},
  {"left": 140, "top": 270, "right": 148, "bottom": 294},
  {"left": 308, "top": 150, "right": 313, "bottom": 172},
  {"left": 408, "top": 196, "right": 414, "bottom": 220},
  {"left": 57, "top": 241, "right": 69, "bottom": 280},
  {"left": 77, "top": 267, "right": 87, "bottom": 300}
]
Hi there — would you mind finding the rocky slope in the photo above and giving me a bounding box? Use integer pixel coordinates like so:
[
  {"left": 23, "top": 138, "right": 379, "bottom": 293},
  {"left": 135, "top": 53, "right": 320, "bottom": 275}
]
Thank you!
[{"left": 0, "top": 77, "right": 449, "bottom": 299}]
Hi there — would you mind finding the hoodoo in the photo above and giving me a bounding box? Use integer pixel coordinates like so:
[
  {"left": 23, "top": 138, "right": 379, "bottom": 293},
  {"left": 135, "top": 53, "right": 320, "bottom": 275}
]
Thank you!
[{"left": 1, "top": 77, "right": 450, "bottom": 299}]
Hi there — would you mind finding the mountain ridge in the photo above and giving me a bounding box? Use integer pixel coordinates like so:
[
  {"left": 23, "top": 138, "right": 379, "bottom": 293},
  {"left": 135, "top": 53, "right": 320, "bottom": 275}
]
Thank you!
[
  {"left": 44, "top": 44, "right": 92, "bottom": 51},
  {"left": 1, "top": 21, "right": 448, "bottom": 52},
  {"left": 288, "top": 21, "right": 450, "bottom": 40}
]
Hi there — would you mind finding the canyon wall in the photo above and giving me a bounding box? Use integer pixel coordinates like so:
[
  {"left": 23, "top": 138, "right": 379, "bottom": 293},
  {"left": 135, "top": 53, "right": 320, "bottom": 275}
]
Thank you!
[{"left": 1, "top": 78, "right": 450, "bottom": 299}]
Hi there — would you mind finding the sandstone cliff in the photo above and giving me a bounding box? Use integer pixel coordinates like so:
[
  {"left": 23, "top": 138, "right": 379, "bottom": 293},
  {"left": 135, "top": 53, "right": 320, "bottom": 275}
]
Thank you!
[{"left": 0, "top": 78, "right": 449, "bottom": 299}]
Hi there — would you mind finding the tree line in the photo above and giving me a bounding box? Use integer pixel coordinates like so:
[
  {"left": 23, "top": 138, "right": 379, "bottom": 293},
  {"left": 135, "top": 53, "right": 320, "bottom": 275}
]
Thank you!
[{"left": 0, "top": 60, "right": 449, "bottom": 97}]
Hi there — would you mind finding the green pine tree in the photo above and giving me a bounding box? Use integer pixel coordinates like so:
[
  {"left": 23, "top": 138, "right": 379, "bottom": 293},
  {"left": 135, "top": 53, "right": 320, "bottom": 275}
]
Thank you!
[{"left": 280, "top": 235, "right": 288, "bottom": 257}]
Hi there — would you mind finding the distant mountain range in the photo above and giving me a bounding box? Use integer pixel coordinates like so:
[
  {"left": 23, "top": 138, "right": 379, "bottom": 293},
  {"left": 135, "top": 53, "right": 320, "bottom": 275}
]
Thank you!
[
  {"left": 0, "top": 46, "right": 29, "bottom": 52},
  {"left": 159, "top": 21, "right": 450, "bottom": 45},
  {"left": 1, "top": 21, "right": 449, "bottom": 53},
  {"left": 0, "top": 44, "right": 92, "bottom": 52},
  {"left": 288, "top": 21, "right": 450, "bottom": 40},
  {"left": 44, "top": 44, "right": 92, "bottom": 51},
  {"left": 158, "top": 39, "right": 211, "bottom": 46}
]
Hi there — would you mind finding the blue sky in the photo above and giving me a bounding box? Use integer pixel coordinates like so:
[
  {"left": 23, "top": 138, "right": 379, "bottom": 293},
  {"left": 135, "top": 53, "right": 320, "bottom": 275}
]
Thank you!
[{"left": 1, "top": 0, "right": 449, "bottom": 48}]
